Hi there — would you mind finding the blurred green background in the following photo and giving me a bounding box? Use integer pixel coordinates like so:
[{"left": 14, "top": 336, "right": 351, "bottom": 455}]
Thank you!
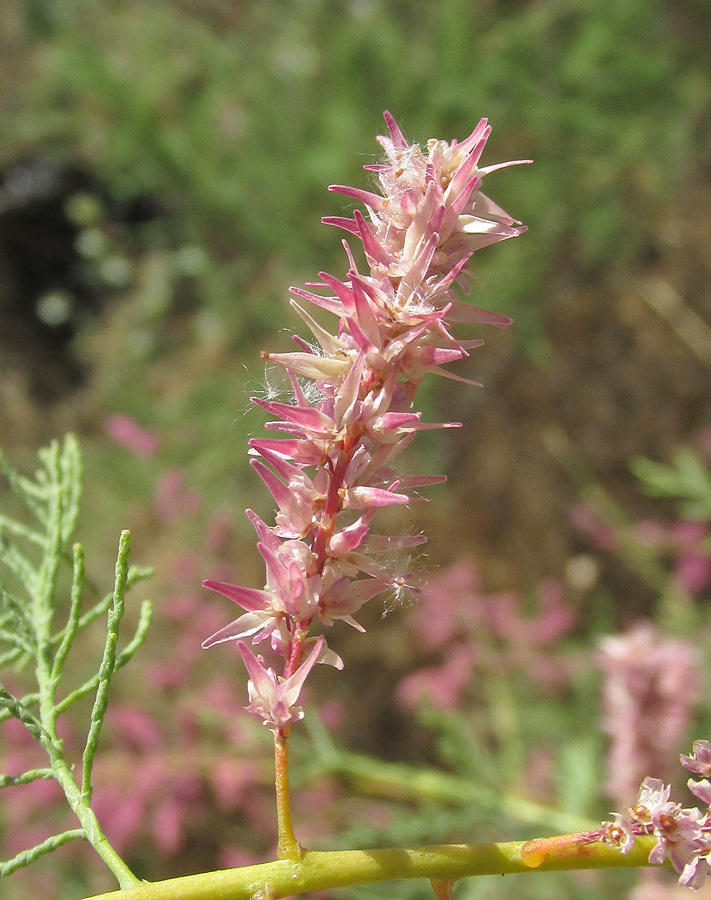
[{"left": 1, "top": 0, "right": 711, "bottom": 898}]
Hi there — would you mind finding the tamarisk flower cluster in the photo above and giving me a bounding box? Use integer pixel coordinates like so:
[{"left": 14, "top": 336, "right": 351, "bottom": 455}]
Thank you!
[
  {"left": 599, "top": 741, "right": 711, "bottom": 890},
  {"left": 202, "top": 112, "right": 529, "bottom": 734},
  {"left": 523, "top": 743, "right": 711, "bottom": 891}
]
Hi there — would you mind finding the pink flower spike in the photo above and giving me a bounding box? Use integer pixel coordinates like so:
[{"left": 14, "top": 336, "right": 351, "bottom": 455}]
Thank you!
[
  {"left": 238, "top": 637, "right": 324, "bottom": 730},
  {"left": 203, "top": 113, "right": 529, "bottom": 746}
]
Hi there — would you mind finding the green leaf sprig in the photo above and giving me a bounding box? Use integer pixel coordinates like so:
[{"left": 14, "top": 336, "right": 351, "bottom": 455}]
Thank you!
[{"left": 0, "top": 435, "right": 152, "bottom": 887}]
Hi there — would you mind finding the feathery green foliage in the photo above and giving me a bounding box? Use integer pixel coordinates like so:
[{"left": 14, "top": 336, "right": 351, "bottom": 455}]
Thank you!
[{"left": 0, "top": 435, "right": 152, "bottom": 888}]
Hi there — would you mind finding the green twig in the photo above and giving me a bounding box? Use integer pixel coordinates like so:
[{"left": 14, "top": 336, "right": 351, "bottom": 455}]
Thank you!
[
  {"left": 0, "top": 688, "right": 39, "bottom": 722},
  {"left": 81, "top": 530, "right": 131, "bottom": 800},
  {"left": 0, "top": 684, "right": 55, "bottom": 749},
  {"left": 57, "top": 433, "right": 82, "bottom": 544},
  {"left": 1, "top": 541, "right": 40, "bottom": 596},
  {"left": 0, "top": 515, "right": 46, "bottom": 548},
  {"left": 0, "top": 437, "right": 147, "bottom": 889},
  {"left": 77, "top": 837, "right": 661, "bottom": 900},
  {"left": 0, "top": 767, "right": 54, "bottom": 787},
  {"left": 51, "top": 543, "right": 85, "bottom": 685},
  {"left": 0, "top": 830, "right": 86, "bottom": 877}
]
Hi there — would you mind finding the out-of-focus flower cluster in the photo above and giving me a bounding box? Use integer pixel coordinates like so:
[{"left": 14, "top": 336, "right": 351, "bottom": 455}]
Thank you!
[
  {"left": 572, "top": 503, "right": 711, "bottom": 600},
  {"left": 602, "top": 741, "right": 711, "bottom": 891},
  {"left": 598, "top": 623, "right": 702, "bottom": 805},
  {"left": 397, "top": 560, "right": 575, "bottom": 711},
  {"left": 202, "top": 112, "right": 529, "bottom": 729}
]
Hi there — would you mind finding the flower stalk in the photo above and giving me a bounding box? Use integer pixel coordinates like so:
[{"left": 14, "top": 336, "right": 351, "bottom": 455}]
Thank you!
[
  {"left": 274, "top": 727, "right": 301, "bottom": 860},
  {"left": 202, "top": 111, "right": 530, "bottom": 848}
]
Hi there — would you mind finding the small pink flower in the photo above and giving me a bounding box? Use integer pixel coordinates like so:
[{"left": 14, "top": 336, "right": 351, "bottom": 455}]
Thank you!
[
  {"left": 397, "top": 643, "right": 475, "bottom": 711},
  {"left": 679, "top": 847, "right": 711, "bottom": 891},
  {"left": 675, "top": 553, "right": 711, "bottom": 596},
  {"left": 238, "top": 636, "right": 325, "bottom": 730},
  {"left": 633, "top": 777, "right": 674, "bottom": 827},
  {"left": 650, "top": 805, "right": 707, "bottom": 875},
  {"left": 201, "top": 579, "right": 281, "bottom": 648},
  {"left": 682, "top": 741, "right": 711, "bottom": 807},
  {"left": 689, "top": 779, "right": 711, "bottom": 806},
  {"left": 607, "top": 749, "right": 711, "bottom": 891},
  {"left": 603, "top": 810, "right": 636, "bottom": 853}
]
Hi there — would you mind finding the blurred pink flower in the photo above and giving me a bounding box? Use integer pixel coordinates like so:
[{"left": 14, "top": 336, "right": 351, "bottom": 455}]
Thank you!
[
  {"left": 676, "top": 553, "right": 711, "bottom": 596},
  {"left": 397, "top": 642, "right": 476, "bottom": 710},
  {"left": 210, "top": 758, "right": 262, "bottom": 813},
  {"left": 154, "top": 469, "right": 202, "bottom": 521},
  {"left": 319, "top": 699, "right": 345, "bottom": 731},
  {"left": 105, "top": 413, "right": 160, "bottom": 458},
  {"left": 110, "top": 705, "right": 163, "bottom": 752},
  {"left": 571, "top": 503, "right": 617, "bottom": 550},
  {"left": 399, "top": 560, "right": 575, "bottom": 711},
  {"left": 598, "top": 622, "right": 702, "bottom": 805},
  {"left": 633, "top": 519, "right": 711, "bottom": 597}
]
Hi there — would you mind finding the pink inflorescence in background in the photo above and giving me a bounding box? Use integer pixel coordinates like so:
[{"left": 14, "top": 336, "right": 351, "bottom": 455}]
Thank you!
[
  {"left": 598, "top": 622, "right": 702, "bottom": 806},
  {"left": 397, "top": 560, "right": 575, "bottom": 711}
]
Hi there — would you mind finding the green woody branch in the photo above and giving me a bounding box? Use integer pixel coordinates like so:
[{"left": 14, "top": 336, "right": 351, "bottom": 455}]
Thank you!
[{"left": 79, "top": 837, "right": 659, "bottom": 900}]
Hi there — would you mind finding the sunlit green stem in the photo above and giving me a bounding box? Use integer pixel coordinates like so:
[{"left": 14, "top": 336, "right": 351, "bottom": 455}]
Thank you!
[{"left": 78, "top": 836, "right": 660, "bottom": 900}]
